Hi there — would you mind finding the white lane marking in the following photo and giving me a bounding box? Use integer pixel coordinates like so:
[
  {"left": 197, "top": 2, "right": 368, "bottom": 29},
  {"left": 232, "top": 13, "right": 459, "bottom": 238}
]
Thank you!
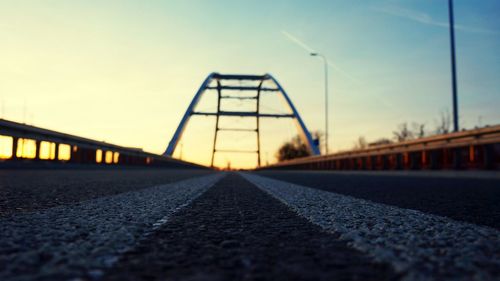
[
  {"left": 241, "top": 173, "right": 500, "bottom": 281},
  {"left": 0, "top": 173, "right": 225, "bottom": 281}
]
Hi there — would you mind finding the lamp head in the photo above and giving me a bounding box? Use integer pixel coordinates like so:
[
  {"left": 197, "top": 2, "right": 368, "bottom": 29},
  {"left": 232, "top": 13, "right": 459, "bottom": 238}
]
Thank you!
[{"left": 310, "top": 52, "right": 318, "bottom": 56}]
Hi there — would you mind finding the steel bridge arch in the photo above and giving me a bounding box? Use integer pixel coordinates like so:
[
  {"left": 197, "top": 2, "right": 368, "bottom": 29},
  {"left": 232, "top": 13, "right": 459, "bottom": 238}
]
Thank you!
[{"left": 163, "top": 73, "right": 320, "bottom": 166}]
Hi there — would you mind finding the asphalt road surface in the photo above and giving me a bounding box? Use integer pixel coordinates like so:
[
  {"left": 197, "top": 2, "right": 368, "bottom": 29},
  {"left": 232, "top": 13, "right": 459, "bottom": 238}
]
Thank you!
[
  {"left": 1, "top": 169, "right": 499, "bottom": 281},
  {"left": 0, "top": 169, "right": 213, "bottom": 217},
  {"left": 257, "top": 170, "right": 500, "bottom": 229}
]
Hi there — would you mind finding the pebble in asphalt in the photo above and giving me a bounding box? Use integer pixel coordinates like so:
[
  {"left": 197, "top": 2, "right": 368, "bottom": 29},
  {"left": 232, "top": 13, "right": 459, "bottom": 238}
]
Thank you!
[{"left": 105, "top": 173, "right": 397, "bottom": 281}]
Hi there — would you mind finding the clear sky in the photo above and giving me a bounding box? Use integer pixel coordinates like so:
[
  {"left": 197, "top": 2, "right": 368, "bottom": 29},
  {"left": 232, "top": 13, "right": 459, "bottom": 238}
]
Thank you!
[{"left": 1, "top": 0, "right": 499, "bottom": 168}]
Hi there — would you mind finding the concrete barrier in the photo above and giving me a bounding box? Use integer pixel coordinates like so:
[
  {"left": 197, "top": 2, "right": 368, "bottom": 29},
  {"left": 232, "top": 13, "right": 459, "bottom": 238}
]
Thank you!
[
  {"left": 0, "top": 118, "right": 205, "bottom": 169},
  {"left": 260, "top": 125, "right": 500, "bottom": 171}
]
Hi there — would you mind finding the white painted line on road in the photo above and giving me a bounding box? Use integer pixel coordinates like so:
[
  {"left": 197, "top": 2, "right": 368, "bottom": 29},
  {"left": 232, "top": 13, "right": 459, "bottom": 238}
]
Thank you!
[
  {"left": 241, "top": 173, "right": 500, "bottom": 281},
  {"left": 0, "top": 173, "right": 225, "bottom": 281}
]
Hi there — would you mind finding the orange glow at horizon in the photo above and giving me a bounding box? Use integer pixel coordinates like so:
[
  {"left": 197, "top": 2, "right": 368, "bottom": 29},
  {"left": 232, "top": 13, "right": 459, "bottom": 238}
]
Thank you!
[
  {"left": 58, "top": 144, "right": 71, "bottom": 161},
  {"left": 0, "top": 135, "right": 13, "bottom": 159},
  {"left": 113, "top": 152, "right": 120, "bottom": 164},
  {"left": 16, "top": 139, "right": 37, "bottom": 159},
  {"left": 39, "top": 141, "right": 56, "bottom": 160},
  {"left": 105, "top": 151, "right": 113, "bottom": 164},
  {"left": 96, "top": 149, "right": 103, "bottom": 163},
  {"left": 1, "top": 1, "right": 498, "bottom": 169}
]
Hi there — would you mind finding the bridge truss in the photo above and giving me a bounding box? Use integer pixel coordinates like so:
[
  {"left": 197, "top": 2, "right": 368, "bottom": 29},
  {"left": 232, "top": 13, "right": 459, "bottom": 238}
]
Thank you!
[{"left": 164, "top": 73, "right": 320, "bottom": 167}]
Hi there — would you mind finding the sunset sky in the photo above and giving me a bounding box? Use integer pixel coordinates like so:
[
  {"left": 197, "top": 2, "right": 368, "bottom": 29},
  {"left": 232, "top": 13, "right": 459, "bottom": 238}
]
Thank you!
[{"left": 1, "top": 0, "right": 499, "bottom": 168}]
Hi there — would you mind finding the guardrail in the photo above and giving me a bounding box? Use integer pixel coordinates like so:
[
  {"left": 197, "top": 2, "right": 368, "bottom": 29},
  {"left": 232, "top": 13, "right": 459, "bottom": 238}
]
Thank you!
[
  {"left": 260, "top": 125, "right": 500, "bottom": 171},
  {"left": 0, "top": 118, "right": 205, "bottom": 169}
]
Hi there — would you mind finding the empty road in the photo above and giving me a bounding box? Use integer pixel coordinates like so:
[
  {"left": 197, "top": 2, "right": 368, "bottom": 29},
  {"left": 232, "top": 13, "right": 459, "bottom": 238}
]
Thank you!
[{"left": 1, "top": 169, "right": 499, "bottom": 280}]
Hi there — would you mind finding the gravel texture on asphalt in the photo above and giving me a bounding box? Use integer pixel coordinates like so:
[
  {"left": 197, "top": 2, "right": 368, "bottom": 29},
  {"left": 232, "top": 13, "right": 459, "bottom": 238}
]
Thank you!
[
  {"left": 0, "top": 173, "right": 223, "bottom": 281},
  {"left": 257, "top": 171, "right": 500, "bottom": 229},
  {"left": 242, "top": 173, "right": 500, "bottom": 281},
  {"left": 105, "top": 173, "right": 397, "bottom": 281},
  {"left": 0, "top": 169, "right": 212, "bottom": 217}
]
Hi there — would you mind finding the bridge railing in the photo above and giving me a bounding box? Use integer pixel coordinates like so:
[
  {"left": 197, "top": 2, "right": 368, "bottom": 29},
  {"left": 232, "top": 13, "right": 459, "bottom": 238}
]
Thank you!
[
  {"left": 0, "top": 119, "right": 205, "bottom": 169},
  {"left": 259, "top": 125, "right": 500, "bottom": 171}
]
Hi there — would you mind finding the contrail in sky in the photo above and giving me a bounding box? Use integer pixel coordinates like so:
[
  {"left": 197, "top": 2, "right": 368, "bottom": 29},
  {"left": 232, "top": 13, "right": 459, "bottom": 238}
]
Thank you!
[
  {"left": 373, "top": 5, "right": 499, "bottom": 34},
  {"left": 281, "top": 31, "right": 315, "bottom": 53},
  {"left": 281, "top": 30, "right": 360, "bottom": 84},
  {"left": 281, "top": 30, "right": 396, "bottom": 110}
]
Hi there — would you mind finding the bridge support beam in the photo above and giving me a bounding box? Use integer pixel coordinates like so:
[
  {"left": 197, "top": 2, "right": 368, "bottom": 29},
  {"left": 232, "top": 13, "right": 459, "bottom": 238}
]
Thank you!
[{"left": 163, "top": 73, "right": 320, "bottom": 167}]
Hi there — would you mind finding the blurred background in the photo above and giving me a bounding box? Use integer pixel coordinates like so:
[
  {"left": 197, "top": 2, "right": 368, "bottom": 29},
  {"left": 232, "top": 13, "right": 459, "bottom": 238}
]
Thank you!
[{"left": 0, "top": 0, "right": 498, "bottom": 169}]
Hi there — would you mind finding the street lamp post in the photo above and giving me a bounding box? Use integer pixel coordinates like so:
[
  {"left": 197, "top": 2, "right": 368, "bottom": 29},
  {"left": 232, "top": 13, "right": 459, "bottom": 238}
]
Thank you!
[
  {"left": 311, "top": 52, "right": 329, "bottom": 154},
  {"left": 448, "top": 0, "right": 459, "bottom": 132}
]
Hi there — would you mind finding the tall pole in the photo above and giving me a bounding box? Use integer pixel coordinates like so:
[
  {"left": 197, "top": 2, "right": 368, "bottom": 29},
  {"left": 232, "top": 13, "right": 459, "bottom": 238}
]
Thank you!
[
  {"left": 323, "top": 55, "right": 329, "bottom": 154},
  {"left": 311, "top": 53, "right": 329, "bottom": 154},
  {"left": 448, "top": 0, "right": 459, "bottom": 132}
]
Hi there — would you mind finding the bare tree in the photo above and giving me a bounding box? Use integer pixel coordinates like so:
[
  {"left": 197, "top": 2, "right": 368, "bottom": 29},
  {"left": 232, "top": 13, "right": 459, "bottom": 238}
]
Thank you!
[
  {"left": 434, "top": 110, "right": 451, "bottom": 134},
  {"left": 353, "top": 136, "right": 368, "bottom": 150},
  {"left": 393, "top": 122, "right": 414, "bottom": 142},
  {"left": 411, "top": 122, "right": 426, "bottom": 139}
]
